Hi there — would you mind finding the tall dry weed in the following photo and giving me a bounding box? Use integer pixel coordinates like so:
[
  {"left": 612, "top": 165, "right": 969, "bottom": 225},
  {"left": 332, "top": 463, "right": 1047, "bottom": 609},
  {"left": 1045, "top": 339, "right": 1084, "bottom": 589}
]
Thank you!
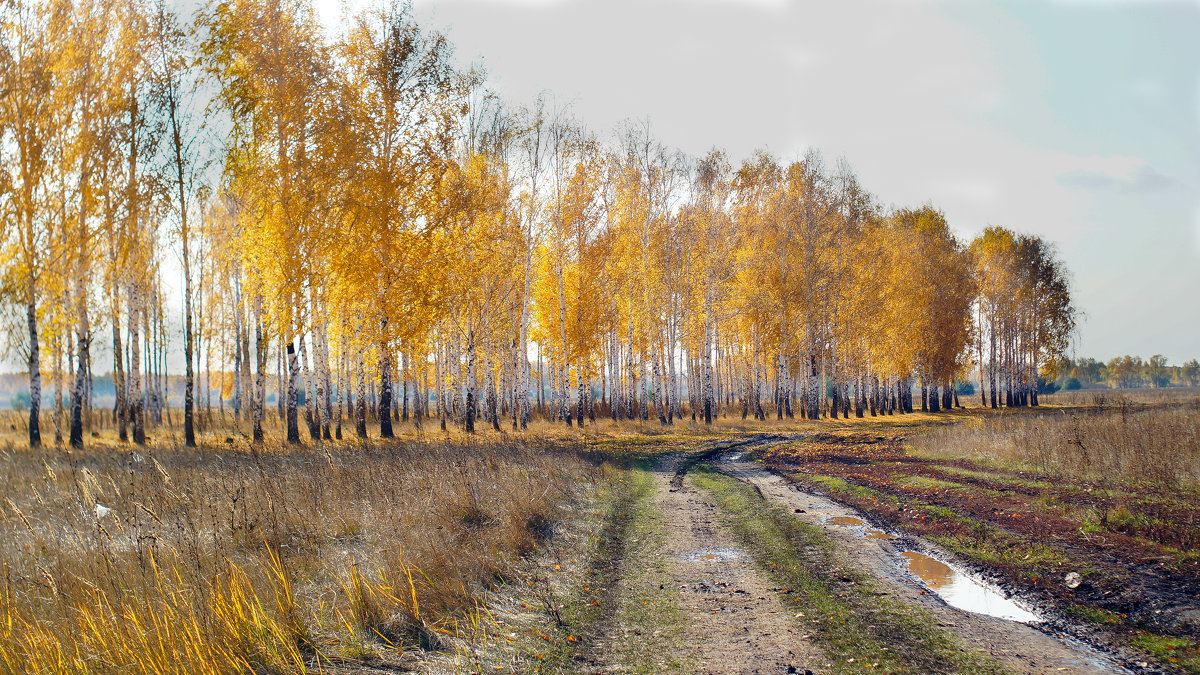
[
  {"left": 0, "top": 436, "right": 590, "bottom": 672},
  {"left": 913, "top": 403, "right": 1200, "bottom": 488}
]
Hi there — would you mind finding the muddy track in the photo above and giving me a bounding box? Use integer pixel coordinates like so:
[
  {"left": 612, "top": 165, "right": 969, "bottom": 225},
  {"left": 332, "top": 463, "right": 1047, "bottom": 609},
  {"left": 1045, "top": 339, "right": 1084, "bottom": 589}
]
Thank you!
[
  {"left": 761, "top": 433, "right": 1200, "bottom": 640},
  {"left": 434, "top": 436, "right": 1147, "bottom": 673},
  {"left": 671, "top": 435, "right": 778, "bottom": 488},
  {"left": 656, "top": 453, "right": 825, "bottom": 674},
  {"left": 715, "top": 446, "right": 1134, "bottom": 674},
  {"left": 573, "top": 477, "right": 638, "bottom": 671}
]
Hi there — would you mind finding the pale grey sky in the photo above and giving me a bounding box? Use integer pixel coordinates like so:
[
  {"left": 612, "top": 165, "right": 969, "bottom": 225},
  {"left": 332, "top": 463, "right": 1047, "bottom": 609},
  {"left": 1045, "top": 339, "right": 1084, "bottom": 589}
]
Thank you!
[{"left": 325, "top": 0, "right": 1196, "bottom": 363}]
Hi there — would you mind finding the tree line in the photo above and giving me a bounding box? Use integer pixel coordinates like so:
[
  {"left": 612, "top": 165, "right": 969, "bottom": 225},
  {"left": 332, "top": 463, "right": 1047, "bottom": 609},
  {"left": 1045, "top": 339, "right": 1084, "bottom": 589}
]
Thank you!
[
  {"left": 0, "top": 0, "right": 1077, "bottom": 448},
  {"left": 1061, "top": 356, "right": 1200, "bottom": 390}
]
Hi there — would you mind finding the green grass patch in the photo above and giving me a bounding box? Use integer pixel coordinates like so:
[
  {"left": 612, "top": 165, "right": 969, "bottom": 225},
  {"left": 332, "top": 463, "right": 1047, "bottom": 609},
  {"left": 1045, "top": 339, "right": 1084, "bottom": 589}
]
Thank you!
[
  {"left": 921, "top": 504, "right": 959, "bottom": 519},
  {"left": 691, "top": 465, "right": 1004, "bottom": 675},
  {"left": 1131, "top": 633, "right": 1200, "bottom": 674},
  {"left": 808, "top": 474, "right": 890, "bottom": 501},
  {"left": 1104, "top": 505, "right": 1165, "bottom": 531},
  {"left": 931, "top": 532, "right": 1071, "bottom": 570},
  {"left": 1064, "top": 604, "right": 1125, "bottom": 626},
  {"left": 932, "top": 465, "right": 1057, "bottom": 491}
]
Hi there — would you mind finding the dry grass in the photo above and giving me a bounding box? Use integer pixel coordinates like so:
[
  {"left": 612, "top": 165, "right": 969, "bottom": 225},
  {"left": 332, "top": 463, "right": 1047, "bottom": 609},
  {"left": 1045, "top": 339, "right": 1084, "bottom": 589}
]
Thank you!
[
  {"left": 0, "top": 423, "right": 591, "bottom": 673},
  {"left": 1041, "top": 387, "right": 1200, "bottom": 407},
  {"left": 7, "top": 390, "right": 1192, "bottom": 671},
  {"left": 912, "top": 394, "right": 1200, "bottom": 488}
]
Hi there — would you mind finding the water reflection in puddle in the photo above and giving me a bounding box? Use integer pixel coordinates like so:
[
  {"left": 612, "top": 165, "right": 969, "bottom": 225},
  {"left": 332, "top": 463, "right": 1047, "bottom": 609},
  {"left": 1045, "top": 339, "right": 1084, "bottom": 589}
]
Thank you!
[
  {"left": 685, "top": 547, "right": 741, "bottom": 562},
  {"left": 823, "top": 515, "right": 897, "bottom": 540},
  {"left": 900, "top": 552, "right": 1040, "bottom": 623},
  {"left": 827, "top": 515, "right": 864, "bottom": 526}
]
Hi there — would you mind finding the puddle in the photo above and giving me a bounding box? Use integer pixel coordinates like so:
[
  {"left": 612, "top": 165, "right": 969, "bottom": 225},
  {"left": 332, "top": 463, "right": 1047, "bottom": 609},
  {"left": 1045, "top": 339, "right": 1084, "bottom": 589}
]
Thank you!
[
  {"left": 827, "top": 515, "right": 865, "bottom": 527},
  {"left": 822, "top": 515, "right": 896, "bottom": 540},
  {"left": 685, "top": 547, "right": 741, "bottom": 562},
  {"left": 900, "top": 551, "right": 1041, "bottom": 623}
]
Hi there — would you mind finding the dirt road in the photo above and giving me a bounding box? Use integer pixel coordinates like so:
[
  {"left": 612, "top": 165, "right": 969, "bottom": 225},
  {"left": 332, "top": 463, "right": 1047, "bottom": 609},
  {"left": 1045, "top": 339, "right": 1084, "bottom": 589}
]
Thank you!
[
  {"left": 426, "top": 437, "right": 1136, "bottom": 674},
  {"left": 653, "top": 460, "right": 826, "bottom": 674}
]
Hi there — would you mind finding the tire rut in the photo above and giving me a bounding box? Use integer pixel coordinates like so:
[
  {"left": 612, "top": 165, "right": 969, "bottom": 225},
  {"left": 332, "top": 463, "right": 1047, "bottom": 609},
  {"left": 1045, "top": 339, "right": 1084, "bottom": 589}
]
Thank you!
[
  {"left": 656, "top": 455, "right": 825, "bottom": 674},
  {"left": 573, "top": 478, "right": 638, "bottom": 672}
]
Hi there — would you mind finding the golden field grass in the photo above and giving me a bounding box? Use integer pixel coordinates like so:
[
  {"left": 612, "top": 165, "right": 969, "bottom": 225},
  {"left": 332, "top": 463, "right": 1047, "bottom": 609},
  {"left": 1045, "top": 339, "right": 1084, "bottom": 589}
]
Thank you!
[
  {"left": 915, "top": 389, "right": 1200, "bottom": 488},
  {"left": 2, "top": 390, "right": 1197, "bottom": 673},
  {"left": 0, "top": 416, "right": 591, "bottom": 673},
  {"left": 1042, "top": 387, "right": 1200, "bottom": 407},
  {"left": 0, "top": 404, "right": 936, "bottom": 673}
]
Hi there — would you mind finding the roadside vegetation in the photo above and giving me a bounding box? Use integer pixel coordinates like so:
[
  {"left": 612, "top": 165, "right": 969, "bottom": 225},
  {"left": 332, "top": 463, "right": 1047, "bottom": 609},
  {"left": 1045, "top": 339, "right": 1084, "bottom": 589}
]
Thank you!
[
  {"left": 3, "top": 391, "right": 1199, "bottom": 672},
  {"left": 919, "top": 389, "right": 1200, "bottom": 486}
]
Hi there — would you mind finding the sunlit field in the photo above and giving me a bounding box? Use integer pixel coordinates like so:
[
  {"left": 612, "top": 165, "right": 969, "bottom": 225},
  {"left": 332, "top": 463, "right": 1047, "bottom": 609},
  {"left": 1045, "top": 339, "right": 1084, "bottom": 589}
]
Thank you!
[
  {"left": 916, "top": 388, "right": 1200, "bottom": 487},
  {"left": 4, "top": 389, "right": 1200, "bottom": 671},
  {"left": 0, "top": 419, "right": 588, "bottom": 671},
  {"left": 0, "top": 401, "right": 988, "bottom": 670}
]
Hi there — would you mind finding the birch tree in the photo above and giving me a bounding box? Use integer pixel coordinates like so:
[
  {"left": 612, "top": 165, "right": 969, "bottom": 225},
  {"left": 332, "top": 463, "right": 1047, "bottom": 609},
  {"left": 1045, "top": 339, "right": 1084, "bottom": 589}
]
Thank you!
[
  {"left": 0, "top": 0, "right": 60, "bottom": 447},
  {"left": 152, "top": 0, "right": 204, "bottom": 446}
]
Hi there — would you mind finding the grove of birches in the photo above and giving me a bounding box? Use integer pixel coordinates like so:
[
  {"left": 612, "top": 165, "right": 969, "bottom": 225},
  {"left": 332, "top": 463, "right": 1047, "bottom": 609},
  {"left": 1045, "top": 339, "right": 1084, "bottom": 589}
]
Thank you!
[{"left": 0, "top": 0, "right": 1076, "bottom": 450}]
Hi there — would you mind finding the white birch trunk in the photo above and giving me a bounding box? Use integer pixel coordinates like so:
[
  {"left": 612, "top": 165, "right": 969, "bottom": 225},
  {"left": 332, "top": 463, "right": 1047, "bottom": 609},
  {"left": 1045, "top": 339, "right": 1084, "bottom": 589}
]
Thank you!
[
  {"left": 251, "top": 296, "right": 266, "bottom": 443},
  {"left": 129, "top": 286, "right": 145, "bottom": 444}
]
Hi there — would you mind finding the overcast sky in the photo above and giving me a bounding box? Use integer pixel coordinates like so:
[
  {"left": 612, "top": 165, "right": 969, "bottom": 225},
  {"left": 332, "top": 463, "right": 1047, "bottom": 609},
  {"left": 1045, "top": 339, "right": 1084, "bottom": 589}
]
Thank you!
[{"left": 315, "top": 0, "right": 1200, "bottom": 362}]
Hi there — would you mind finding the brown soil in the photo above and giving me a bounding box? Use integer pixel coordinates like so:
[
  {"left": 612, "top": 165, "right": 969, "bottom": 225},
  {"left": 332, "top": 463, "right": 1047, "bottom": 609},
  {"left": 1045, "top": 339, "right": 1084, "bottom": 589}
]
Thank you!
[
  {"left": 752, "top": 432, "right": 1200, "bottom": 639},
  {"left": 654, "top": 460, "right": 825, "bottom": 674},
  {"left": 719, "top": 452, "right": 1128, "bottom": 674}
]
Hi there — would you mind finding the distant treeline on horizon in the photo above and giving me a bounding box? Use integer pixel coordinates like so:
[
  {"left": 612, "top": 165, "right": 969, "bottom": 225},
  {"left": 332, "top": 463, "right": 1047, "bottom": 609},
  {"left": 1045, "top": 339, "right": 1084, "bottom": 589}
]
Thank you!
[{"left": 1054, "top": 355, "right": 1200, "bottom": 391}]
